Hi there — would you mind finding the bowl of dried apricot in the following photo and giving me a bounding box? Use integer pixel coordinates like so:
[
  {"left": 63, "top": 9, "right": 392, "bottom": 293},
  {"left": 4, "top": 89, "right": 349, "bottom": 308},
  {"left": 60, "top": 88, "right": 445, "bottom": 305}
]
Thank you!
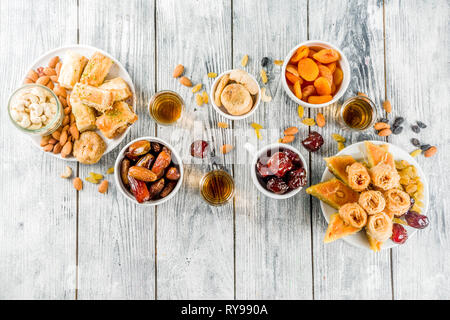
[{"left": 282, "top": 40, "right": 350, "bottom": 108}]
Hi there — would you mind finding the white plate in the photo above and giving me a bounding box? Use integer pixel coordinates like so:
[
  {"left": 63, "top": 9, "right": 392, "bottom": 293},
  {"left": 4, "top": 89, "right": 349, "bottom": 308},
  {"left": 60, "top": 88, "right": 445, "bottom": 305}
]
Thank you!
[
  {"left": 22, "top": 44, "right": 137, "bottom": 161},
  {"left": 320, "top": 140, "right": 429, "bottom": 250}
]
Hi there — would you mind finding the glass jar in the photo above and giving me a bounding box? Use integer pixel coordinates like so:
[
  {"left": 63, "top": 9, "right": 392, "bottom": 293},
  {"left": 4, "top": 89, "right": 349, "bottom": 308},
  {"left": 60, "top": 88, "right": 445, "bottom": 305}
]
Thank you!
[{"left": 335, "top": 95, "right": 379, "bottom": 132}]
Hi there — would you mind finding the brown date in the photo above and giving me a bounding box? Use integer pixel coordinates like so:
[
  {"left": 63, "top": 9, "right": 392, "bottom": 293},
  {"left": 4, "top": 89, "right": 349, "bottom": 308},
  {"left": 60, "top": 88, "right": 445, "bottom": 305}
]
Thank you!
[
  {"left": 128, "top": 166, "right": 158, "bottom": 182},
  {"left": 136, "top": 153, "right": 155, "bottom": 169},
  {"left": 151, "top": 142, "right": 161, "bottom": 153},
  {"left": 160, "top": 181, "right": 177, "bottom": 198},
  {"left": 128, "top": 176, "right": 150, "bottom": 203},
  {"left": 151, "top": 150, "right": 172, "bottom": 176},
  {"left": 121, "top": 158, "right": 131, "bottom": 186},
  {"left": 165, "top": 167, "right": 180, "bottom": 180},
  {"left": 149, "top": 178, "right": 165, "bottom": 199},
  {"left": 126, "top": 140, "right": 151, "bottom": 159}
]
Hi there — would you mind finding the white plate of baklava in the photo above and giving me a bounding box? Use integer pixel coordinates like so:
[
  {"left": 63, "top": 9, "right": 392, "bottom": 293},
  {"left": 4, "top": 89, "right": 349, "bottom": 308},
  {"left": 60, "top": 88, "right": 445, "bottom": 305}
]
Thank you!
[{"left": 23, "top": 45, "right": 138, "bottom": 163}]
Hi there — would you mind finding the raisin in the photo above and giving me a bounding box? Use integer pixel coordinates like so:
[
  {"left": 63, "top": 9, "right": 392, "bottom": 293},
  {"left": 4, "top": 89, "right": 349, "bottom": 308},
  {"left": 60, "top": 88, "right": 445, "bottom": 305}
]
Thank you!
[
  {"left": 411, "top": 125, "right": 420, "bottom": 133},
  {"left": 379, "top": 118, "right": 389, "bottom": 123},
  {"left": 416, "top": 121, "right": 427, "bottom": 128},
  {"left": 256, "top": 161, "right": 273, "bottom": 178},
  {"left": 261, "top": 57, "right": 270, "bottom": 67},
  {"left": 393, "top": 117, "right": 404, "bottom": 127},
  {"left": 302, "top": 131, "right": 324, "bottom": 152},
  {"left": 283, "top": 149, "right": 303, "bottom": 167},
  {"left": 405, "top": 211, "right": 429, "bottom": 229},
  {"left": 266, "top": 177, "right": 289, "bottom": 194},
  {"left": 190, "top": 140, "right": 209, "bottom": 158},
  {"left": 392, "top": 126, "right": 403, "bottom": 135},
  {"left": 391, "top": 223, "right": 408, "bottom": 244},
  {"left": 411, "top": 138, "right": 420, "bottom": 147},
  {"left": 356, "top": 133, "right": 371, "bottom": 142},
  {"left": 420, "top": 144, "right": 431, "bottom": 151},
  {"left": 287, "top": 168, "right": 307, "bottom": 189},
  {"left": 267, "top": 152, "right": 293, "bottom": 177},
  {"left": 151, "top": 142, "right": 161, "bottom": 153},
  {"left": 128, "top": 175, "right": 150, "bottom": 203}
]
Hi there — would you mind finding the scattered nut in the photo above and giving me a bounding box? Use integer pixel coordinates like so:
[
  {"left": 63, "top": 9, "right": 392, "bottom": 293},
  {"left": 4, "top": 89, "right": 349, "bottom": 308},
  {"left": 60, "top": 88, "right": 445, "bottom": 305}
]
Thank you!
[
  {"left": 281, "top": 135, "right": 295, "bottom": 143},
  {"left": 48, "top": 56, "right": 59, "bottom": 68},
  {"left": 179, "top": 76, "right": 192, "bottom": 87},
  {"left": 98, "top": 180, "right": 109, "bottom": 194},
  {"left": 43, "top": 144, "right": 54, "bottom": 152},
  {"left": 260, "top": 87, "right": 272, "bottom": 102},
  {"left": 27, "top": 70, "right": 39, "bottom": 82},
  {"left": 220, "top": 144, "right": 233, "bottom": 154},
  {"left": 173, "top": 64, "right": 184, "bottom": 78},
  {"left": 316, "top": 113, "right": 326, "bottom": 127},
  {"left": 61, "top": 166, "right": 73, "bottom": 179},
  {"left": 53, "top": 142, "right": 62, "bottom": 154},
  {"left": 40, "top": 135, "right": 51, "bottom": 147},
  {"left": 61, "top": 141, "right": 73, "bottom": 158},
  {"left": 73, "top": 177, "right": 83, "bottom": 191},
  {"left": 284, "top": 126, "right": 299, "bottom": 135},
  {"left": 357, "top": 92, "right": 368, "bottom": 97},
  {"left": 374, "top": 122, "right": 390, "bottom": 130},
  {"left": 378, "top": 128, "right": 392, "bottom": 136},
  {"left": 424, "top": 146, "right": 437, "bottom": 158}
]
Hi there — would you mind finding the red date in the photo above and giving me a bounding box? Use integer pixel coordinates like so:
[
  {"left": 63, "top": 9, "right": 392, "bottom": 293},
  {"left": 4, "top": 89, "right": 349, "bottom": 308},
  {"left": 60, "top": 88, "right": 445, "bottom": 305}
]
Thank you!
[{"left": 128, "top": 175, "right": 150, "bottom": 203}]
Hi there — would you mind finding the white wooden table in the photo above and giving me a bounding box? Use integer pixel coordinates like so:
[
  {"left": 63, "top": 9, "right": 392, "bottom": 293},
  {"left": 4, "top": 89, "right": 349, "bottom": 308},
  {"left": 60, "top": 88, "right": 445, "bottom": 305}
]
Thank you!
[{"left": 0, "top": 0, "right": 449, "bottom": 300}]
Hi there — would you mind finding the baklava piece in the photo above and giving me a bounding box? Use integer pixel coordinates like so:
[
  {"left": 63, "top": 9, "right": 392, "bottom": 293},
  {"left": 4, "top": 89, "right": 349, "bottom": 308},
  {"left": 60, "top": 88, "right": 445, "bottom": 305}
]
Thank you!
[
  {"left": 72, "top": 82, "right": 113, "bottom": 113},
  {"left": 96, "top": 101, "right": 138, "bottom": 139},
  {"left": 80, "top": 51, "right": 113, "bottom": 86}
]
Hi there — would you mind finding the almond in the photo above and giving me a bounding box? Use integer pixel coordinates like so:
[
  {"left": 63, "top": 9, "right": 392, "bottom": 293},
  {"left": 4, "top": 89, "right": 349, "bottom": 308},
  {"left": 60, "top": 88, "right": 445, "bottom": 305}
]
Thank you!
[
  {"left": 173, "top": 64, "right": 184, "bottom": 78},
  {"left": 27, "top": 69, "right": 39, "bottom": 82},
  {"left": 73, "top": 177, "right": 83, "bottom": 191},
  {"left": 61, "top": 141, "right": 72, "bottom": 158},
  {"left": 55, "top": 62, "right": 62, "bottom": 76},
  {"left": 53, "top": 85, "right": 67, "bottom": 97},
  {"left": 220, "top": 144, "right": 233, "bottom": 154},
  {"left": 316, "top": 113, "right": 326, "bottom": 127},
  {"left": 23, "top": 78, "right": 34, "bottom": 84},
  {"left": 358, "top": 92, "right": 368, "bottom": 97},
  {"left": 63, "top": 115, "right": 70, "bottom": 126},
  {"left": 48, "top": 56, "right": 59, "bottom": 68},
  {"left": 64, "top": 106, "right": 71, "bottom": 115},
  {"left": 48, "top": 138, "right": 57, "bottom": 145},
  {"left": 36, "top": 76, "right": 50, "bottom": 85},
  {"left": 98, "top": 180, "right": 109, "bottom": 194},
  {"left": 378, "top": 128, "right": 392, "bottom": 136},
  {"left": 52, "top": 130, "right": 61, "bottom": 140},
  {"left": 374, "top": 122, "right": 390, "bottom": 130},
  {"left": 283, "top": 126, "right": 299, "bottom": 135},
  {"left": 53, "top": 142, "right": 62, "bottom": 154},
  {"left": 43, "top": 144, "right": 53, "bottom": 152},
  {"left": 383, "top": 100, "right": 392, "bottom": 113},
  {"left": 69, "top": 125, "right": 80, "bottom": 140},
  {"left": 281, "top": 135, "right": 295, "bottom": 143},
  {"left": 59, "top": 130, "right": 68, "bottom": 146},
  {"left": 46, "top": 81, "right": 54, "bottom": 90},
  {"left": 179, "top": 76, "right": 192, "bottom": 87},
  {"left": 43, "top": 67, "right": 56, "bottom": 76},
  {"left": 59, "top": 96, "right": 67, "bottom": 107},
  {"left": 40, "top": 135, "right": 51, "bottom": 147},
  {"left": 424, "top": 146, "right": 437, "bottom": 158},
  {"left": 128, "top": 166, "right": 158, "bottom": 182},
  {"left": 50, "top": 75, "right": 58, "bottom": 82}
]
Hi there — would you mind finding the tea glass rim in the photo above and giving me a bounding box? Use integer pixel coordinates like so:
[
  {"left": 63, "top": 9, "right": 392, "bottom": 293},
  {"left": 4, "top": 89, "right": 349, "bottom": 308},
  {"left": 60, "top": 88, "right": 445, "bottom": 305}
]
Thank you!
[
  {"left": 148, "top": 90, "right": 185, "bottom": 126},
  {"left": 338, "top": 95, "right": 379, "bottom": 132},
  {"left": 199, "top": 169, "right": 235, "bottom": 206}
]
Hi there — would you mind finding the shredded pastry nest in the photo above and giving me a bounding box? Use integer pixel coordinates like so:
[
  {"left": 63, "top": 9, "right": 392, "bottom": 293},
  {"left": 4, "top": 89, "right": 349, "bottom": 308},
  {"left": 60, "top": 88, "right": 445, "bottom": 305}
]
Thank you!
[
  {"left": 369, "top": 162, "right": 400, "bottom": 190},
  {"left": 366, "top": 212, "right": 393, "bottom": 242},
  {"left": 347, "top": 162, "right": 371, "bottom": 191},
  {"left": 384, "top": 189, "right": 411, "bottom": 217},
  {"left": 358, "top": 190, "right": 386, "bottom": 215},
  {"left": 339, "top": 202, "right": 368, "bottom": 229}
]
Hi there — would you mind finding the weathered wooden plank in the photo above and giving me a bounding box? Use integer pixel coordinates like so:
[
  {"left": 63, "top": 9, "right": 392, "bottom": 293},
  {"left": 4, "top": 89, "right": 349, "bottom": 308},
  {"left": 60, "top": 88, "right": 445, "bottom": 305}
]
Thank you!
[
  {"left": 77, "top": 0, "right": 156, "bottom": 299},
  {"left": 233, "top": 0, "right": 313, "bottom": 299},
  {"left": 0, "top": 0, "right": 78, "bottom": 299},
  {"left": 309, "top": 0, "right": 392, "bottom": 299},
  {"left": 385, "top": 0, "right": 450, "bottom": 300},
  {"left": 155, "top": 0, "right": 234, "bottom": 299}
]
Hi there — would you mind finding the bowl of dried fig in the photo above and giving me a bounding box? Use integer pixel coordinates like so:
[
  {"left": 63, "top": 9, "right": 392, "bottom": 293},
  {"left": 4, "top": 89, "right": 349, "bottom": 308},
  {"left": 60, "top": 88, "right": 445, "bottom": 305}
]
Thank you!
[{"left": 114, "top": 137, "right": 183, "bottom": 206}]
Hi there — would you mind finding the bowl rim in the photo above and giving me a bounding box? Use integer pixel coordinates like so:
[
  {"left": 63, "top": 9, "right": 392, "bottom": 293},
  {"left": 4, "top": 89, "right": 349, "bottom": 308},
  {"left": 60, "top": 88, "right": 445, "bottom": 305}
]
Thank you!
[
  {"left": 281, "top": 40, "right": 351, "bottom": 109},
  {"left": 114, "top": 136, "right": 184, "bottom": 206},
  {"left": 210, "top": 69, "right": 261, "bottom": 120},
  {"left": 250, "top": 143, "right": 308, "bottom": 200}
]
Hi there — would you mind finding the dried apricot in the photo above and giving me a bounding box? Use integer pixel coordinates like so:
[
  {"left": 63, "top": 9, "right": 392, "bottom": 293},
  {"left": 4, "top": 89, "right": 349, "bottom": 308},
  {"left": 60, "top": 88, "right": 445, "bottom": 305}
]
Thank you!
[
  {"left": 326, "top": 62, "right": 336, "bottom": 73},
  {"left": 286, "top": 71, "right": 302, "bottom": 84},
  {"left": 286, "top": 65, "right": 300, "bottom": 77},
  {"left": 308, "top": 49, "right": 317, "bottom": 58},
  {"left": 293, "top": 80, "right": 302, "bottom": 99},
  {"left": 308, "top": 95, "right": 333, "bottom": 104},
  {"left": 297, "top": 58, "right": 319, "bottom": 81},
  {"left": 313, "top": 49, "right": 340, "bottom": 64},
  {"left": 330, "top": 82, "right": 336, "bottom": 94},
  {"left": 301, "top": 85, "right": 316, "bottom": 101},
  {"left": 333, "top": 68, "right": 343, "bottom": 86},
  {"left": 318, "top": 65, "right": 333, "bottom": 85},
  {"left": 290, "top": 46, "right": 309, "bottom": 63},
  {"left": 314, "top": 77, "right": 332, "bottom": 96}
]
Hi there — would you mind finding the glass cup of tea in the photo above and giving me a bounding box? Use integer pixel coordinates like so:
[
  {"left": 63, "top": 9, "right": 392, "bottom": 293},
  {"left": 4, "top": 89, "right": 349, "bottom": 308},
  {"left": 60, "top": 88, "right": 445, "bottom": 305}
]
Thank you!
[
  {"left": 199, "top": 169, "right": 235, "bottom": 206},
  {"left": 336, "top": 96, "right": 378, "bottom": 131},
  {"left": 148, "top": 90, "right": 184, "bottom": 125}
]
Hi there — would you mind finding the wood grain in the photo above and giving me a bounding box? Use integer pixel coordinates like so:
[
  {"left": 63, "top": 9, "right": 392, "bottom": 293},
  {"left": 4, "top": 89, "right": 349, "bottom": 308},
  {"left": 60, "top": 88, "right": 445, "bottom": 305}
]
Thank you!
[
  {"left": 0, "top": 0, "right": 78, "bottom": 299},
  {"left": 155, "top": 0, "right": 234, "bottom": 299},
  {"left": 77, "top": 0, "right": 156, "bottom": 299},
  {"left": 233, "top": 0, "right": 313, "bottom": 299},
  {"left": 309, "top": 0, "right": 392, "bottom": 299},
  {"left": 385, "top": 0, "right": 450, "bottom": 300}
]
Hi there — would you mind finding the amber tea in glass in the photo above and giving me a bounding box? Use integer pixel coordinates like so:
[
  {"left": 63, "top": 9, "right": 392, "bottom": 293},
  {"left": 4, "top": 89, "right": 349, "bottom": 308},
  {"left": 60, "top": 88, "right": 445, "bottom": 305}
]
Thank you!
[
  {"left": 199, "top": 170, "right": 235, "bottom": 206},
  {"left": 148, "top": 90, "right": 184, "bottom": 125},
  {"left": 338, "top": 96, "right": 377, "bottom": 131}
]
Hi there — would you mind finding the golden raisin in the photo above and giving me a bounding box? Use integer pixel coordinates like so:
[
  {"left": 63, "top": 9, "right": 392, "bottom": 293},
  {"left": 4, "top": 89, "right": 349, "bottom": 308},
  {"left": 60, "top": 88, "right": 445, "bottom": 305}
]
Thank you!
[{"left": 191, "top": 83, "right": 202, "bottom": 93}]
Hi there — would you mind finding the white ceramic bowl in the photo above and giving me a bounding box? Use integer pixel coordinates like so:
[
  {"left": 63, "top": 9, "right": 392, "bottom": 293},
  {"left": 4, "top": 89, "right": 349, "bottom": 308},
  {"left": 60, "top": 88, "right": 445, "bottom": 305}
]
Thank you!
[
  {"left": 114, "top": 137, "right": 184, "bottom": 206},
  {"left": 281, "top": 40, "right": 350, "bottom": 109},
  {"left": 250, "top": 143, "right": 308, "bottom": 200},
  {"left": 210, "top": 69, "right": 261, "bottom": 121}
]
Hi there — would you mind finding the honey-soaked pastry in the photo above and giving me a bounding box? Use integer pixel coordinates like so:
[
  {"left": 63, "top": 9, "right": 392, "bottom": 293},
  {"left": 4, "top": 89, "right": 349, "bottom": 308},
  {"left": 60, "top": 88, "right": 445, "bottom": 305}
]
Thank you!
[
  {"left": 384, "top": 189, "right": 411, "bottom": 217},
  {"left": 80, "top": 51, "right": 113, "bottom": 86},
  {"left": 306, "top": 178, "right": 360, "bottom": 210},
  {"left": 69, "top": 95, "right": 97, "bottom": 132},
  {"left": 358, "top": 190, "right": 386, "bottom": 215},
  {"left": 324, "top": 155, "right": 356, "bottom": 186},
  {"left": 73, "top": 131, "right": 106, "bottom": 164},
  {"left": 324, "top": 213, "right": 361, "bottom": 243},
  {"left": 338, "top": 202, "right": 368, "bottom": 229},
  {"left": 220, "top": 83, "right": 253, "bottom": 116},
  {"left": 72, "top": 82, "right": 113, "bottom": 112},
  {"left": 347, "top": 162, "right": 370, "bottom": 191},
  {"left": 364, "top": 141, "right": 395, "bottom": 168},
  {"left": 96, "top": 101, "right": 138, "bottom": 139},
  {"left": 99, "top": 77, "right": 132, "bottom": 102},
  {"left": 366, "top": 212, "right": 393, "bottom": 242},
  {"left": 57, "top": 50, "right": 89, "bottom": 89},
  {"left": 369, "top": 162, "right": 400, "bottom": 191}
]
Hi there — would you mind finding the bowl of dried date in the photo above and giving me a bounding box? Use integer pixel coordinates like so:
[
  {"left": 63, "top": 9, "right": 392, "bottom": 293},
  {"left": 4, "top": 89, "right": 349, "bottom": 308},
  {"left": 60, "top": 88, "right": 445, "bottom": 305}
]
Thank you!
[
  {"left": 114, "top": 137, "right": 183, "bottom": 206},
  {"left": 251, "top": 143, "right": 308, "bottom": 199},
  {"left": 282, "top": 40, "right": 350, "bottom": 108}
]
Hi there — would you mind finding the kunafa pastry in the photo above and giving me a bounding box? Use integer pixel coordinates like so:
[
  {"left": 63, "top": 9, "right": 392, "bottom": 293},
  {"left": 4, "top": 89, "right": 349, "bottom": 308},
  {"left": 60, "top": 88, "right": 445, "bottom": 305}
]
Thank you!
[
  {"left": 358, "top": 190, "right": 386, "bottom": 215},
  {"left": 347, "top": 162, "right": 370, "bottom": 191},
  {"left": 384, "top": 189, "right": 411, "bottom": 217},
  {"left": 366, "top": 212, "right": 393, "bottom": 242},
  {"left": 369, "top": 162, "right": 400, "bottom": 190},
  {"left": 338, "top": 203, "right": 368, "bottom": 228}
]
